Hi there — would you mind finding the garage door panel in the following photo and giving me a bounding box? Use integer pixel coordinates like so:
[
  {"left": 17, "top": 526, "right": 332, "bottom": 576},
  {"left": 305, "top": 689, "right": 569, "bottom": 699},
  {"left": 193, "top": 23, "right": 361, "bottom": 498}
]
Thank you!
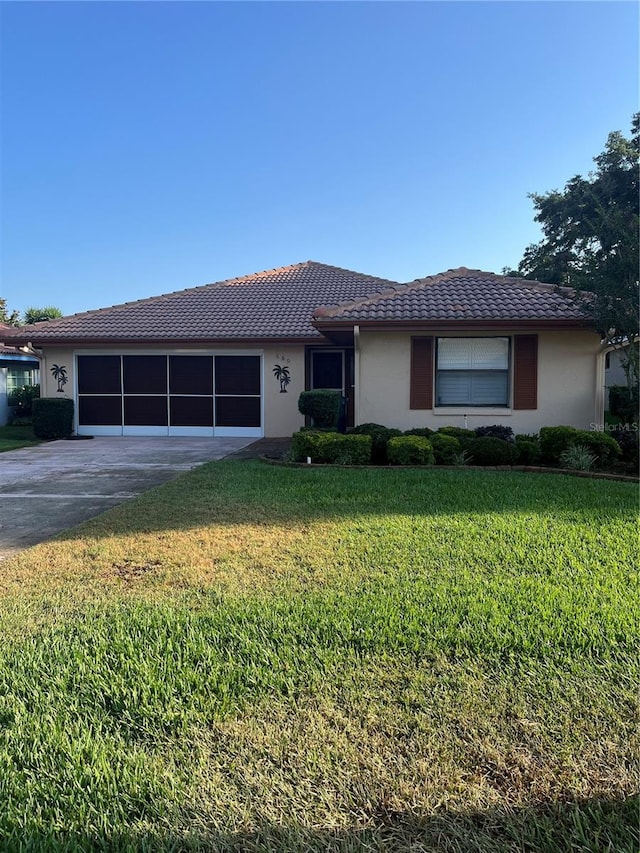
[
  {"left": 124, "top": 395, "right": 168, "bottom": 426},
  {"left": 215, "top": 356, "right": 260, "bottom": 396},
  {"left": 169, "top": 356, "right": 213, "bottom": 395},
  {"left": 215, "top": 396, "right": 261, "bottom": 427},
  {"left": 170, "top": 396, "right": 214, "bottom": 427},
  {"left": 79, "top": 396, "right": 122, "bottom": 426},
  {"left": 123, "top": 356, "right": 167, "bottom": 394},
  {"left": 78, "top": 356, "right": 122, "bottom": 395}
]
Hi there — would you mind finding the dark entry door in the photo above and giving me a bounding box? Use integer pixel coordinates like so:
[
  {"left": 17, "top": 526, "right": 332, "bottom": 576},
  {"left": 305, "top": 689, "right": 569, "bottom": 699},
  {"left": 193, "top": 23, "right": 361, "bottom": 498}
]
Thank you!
[
  {"left": 311, "top": 351, "right": 343, "bottom": 391},
  {"left": 310, "top": 349, "right": 354, "bottom": 427}
]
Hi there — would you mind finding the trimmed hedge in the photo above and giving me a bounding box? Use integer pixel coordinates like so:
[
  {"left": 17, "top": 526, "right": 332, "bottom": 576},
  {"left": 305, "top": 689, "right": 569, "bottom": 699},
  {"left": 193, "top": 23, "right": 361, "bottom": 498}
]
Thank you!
[
  {"left": 403, "top": 427, "right": 435, "bottom": 438},
  {"left": 430, "top": 433, "right": 461, "bottom": 465},
  {"left": 437, "top": 426, "right": 475, "bottom": 440},
  {"left": 475, "top": 424, "right": 514, "bottom": 443},
  {"left": 32, "top": 397, "right": 74, "bottom": 439},
  {"left": 387, "top": 435, "right": 434, "bottom": 466},
  {"left": 297, "top": 390, "right": 342, "bottom": 430},
  {"left": 351, "top": 423, "right": 402, "bottom": 464},
  {"left": 613, "top": 429, "right": 640, "bottom": 472},
  {"left": 515, "top": 440, "right": 540, "bottom": 465},
  {"left": 539, "top": 426, "right": 620, "bottom": 467},
  {"left": 515, "top": 433, "right": 539, "bottom": 444},
  {"left": 465, "top": 437, "right": 519, "bottom": 466},
  {"left": 291, "top": 431, "right": 371, "bottom": 465},
  {"left": 539, "top": 426, "right": 579, "bottom": 463}
]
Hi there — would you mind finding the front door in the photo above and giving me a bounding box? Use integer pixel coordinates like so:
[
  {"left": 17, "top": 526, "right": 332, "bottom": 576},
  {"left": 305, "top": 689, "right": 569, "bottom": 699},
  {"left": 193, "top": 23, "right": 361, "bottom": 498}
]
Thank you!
[{"left": 310, "top": 349, "right": 354, "bottom": 427}]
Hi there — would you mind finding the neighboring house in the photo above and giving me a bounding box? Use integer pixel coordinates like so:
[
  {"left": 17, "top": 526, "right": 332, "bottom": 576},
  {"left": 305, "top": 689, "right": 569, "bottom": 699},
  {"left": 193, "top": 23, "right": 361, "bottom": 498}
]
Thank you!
[
  {"left": 0, "top": 324, "right": 40, "bottom": 426},
  {"left": 1, "top": 262, "right": 604, "bottom": 438},
  {"left": 603, "top": 344, "right": 636, "bottom": 412}
]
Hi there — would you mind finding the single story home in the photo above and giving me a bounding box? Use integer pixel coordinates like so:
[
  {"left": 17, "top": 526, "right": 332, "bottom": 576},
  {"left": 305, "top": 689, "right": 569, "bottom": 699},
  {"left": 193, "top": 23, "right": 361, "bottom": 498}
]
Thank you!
[
  {"left": 0, "top": 324, "right": 40, "bottom": 426},
  {"left": 2, "top": 262, "right": 605, "bottom": 438}
]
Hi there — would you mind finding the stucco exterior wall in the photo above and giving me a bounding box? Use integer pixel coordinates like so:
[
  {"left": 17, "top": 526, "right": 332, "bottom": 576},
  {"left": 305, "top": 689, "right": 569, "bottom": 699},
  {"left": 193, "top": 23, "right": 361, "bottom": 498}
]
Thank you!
[
  {"left": 39, "top": 348, "right": 76, "bottom": 400},
  {"left": 357, "top": 330, "right": 601, "bottom": 432},
  {"left": 262, "top": 346, "right": 305, "bottom": 436}
]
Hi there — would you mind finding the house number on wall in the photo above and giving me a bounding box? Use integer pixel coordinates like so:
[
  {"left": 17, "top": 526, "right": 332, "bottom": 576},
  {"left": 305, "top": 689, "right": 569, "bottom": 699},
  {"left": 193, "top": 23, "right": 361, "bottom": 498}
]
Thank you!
[{"left": 272, "top": 355, "right": 292, "bottom": 393}]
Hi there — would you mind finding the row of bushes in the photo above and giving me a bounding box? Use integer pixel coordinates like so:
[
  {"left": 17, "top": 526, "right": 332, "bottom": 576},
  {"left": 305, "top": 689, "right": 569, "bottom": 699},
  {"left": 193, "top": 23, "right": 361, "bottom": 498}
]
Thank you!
[{"left": 291, "top": 421, "right": 636, "bottom": 470}]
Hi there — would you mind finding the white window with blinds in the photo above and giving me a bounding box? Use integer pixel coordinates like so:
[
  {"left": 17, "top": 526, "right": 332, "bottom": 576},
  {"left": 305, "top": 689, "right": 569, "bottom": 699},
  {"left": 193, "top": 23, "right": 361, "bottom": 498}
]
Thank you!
[{"left": 436, "top": 337, "right": 509, "bottom": 406}]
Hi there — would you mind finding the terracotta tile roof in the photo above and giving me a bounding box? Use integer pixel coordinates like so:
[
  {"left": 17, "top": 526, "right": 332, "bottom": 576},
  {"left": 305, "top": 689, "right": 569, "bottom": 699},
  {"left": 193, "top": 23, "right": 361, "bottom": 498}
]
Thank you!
[
  {"left": 313, "top": 268, "right": 589, "bottom": 324},
  {"left": 2, "top": 262, "right": 401, "bottom": 344},
  {"left": 0, "top": 324, "right": 31, "bottom": 357}
]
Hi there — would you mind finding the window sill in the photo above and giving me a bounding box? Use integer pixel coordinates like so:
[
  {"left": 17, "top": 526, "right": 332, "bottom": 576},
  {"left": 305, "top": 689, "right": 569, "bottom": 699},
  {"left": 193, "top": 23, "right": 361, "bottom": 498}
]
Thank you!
[{"left": 433, "top": 407, "right": 513, "bottom": 417}]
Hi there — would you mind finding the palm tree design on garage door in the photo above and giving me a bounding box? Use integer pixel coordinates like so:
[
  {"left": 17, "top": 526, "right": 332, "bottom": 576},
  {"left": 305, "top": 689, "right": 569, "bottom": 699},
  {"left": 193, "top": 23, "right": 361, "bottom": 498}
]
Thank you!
[
  {"left": 272, "top": 364, "right": 291, "bottom": 393},
  {"left": 50, "top": 363, "right": 68, "bottom": 393}
]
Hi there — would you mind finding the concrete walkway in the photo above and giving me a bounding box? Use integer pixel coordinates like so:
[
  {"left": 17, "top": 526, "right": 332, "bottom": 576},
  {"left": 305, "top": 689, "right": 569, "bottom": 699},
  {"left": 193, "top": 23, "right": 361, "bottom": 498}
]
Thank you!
[{"left": 0, "top": 436, "right": 252, "bottom": 559}]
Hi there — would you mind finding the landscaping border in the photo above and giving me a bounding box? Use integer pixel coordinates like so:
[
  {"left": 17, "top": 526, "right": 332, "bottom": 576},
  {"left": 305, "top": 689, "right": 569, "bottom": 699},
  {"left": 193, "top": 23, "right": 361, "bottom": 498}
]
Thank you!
[{"left": 259, "top": 457, "right": 639, "bottom": 483}]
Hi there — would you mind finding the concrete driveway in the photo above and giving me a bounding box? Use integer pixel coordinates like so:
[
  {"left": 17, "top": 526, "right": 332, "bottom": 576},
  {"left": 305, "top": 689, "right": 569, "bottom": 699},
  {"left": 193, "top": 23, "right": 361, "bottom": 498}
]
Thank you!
[{"left": 0, "top": 436, "right": 252, "bottom": 559}]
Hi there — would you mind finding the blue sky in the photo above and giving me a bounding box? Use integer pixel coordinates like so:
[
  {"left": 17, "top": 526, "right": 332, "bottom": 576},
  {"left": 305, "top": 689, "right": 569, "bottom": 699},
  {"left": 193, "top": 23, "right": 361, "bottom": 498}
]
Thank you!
[{"left": 1, "top": 1, "right": 637, "bottom": 316}]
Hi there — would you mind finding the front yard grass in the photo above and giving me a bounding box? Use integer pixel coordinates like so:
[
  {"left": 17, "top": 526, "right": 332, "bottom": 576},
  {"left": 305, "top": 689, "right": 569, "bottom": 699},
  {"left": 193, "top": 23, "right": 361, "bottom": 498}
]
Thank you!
[
  {"left": 0, "top": 462, "right": 637, "bottom": 851},
  {"left": 0, "top": 423, "right": 39, "bottom": 452}
]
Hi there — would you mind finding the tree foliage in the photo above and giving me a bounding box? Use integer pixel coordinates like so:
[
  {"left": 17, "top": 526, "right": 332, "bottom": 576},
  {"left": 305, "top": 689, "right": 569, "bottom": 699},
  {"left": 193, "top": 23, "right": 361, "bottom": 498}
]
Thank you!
[
  {"left": 0, "top": 298, "right": 21, "bottom": 327},
  {"left": 509, "top": 114, "right": 639, "bottom": 384},
  {"left": 1, "top": 301, "right": 64, "bottom": 327},
  {"left": 23, "top": 306, "right": 63, "bottom": 324}
]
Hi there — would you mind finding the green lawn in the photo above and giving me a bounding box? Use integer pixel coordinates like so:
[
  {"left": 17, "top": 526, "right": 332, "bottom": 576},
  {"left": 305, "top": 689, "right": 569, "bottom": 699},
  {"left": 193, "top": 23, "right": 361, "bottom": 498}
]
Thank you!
[
  {"left": 0, "top": 423, "right": 39, "bottom": 452},
  {"left": 0, "top": 462, "right": 637, "bottom": 852}
]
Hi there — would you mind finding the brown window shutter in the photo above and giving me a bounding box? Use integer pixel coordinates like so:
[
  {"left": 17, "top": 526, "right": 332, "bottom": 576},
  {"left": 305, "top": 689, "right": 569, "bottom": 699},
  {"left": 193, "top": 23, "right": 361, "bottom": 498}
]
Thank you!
[
  {"left": 513, "top": 335, "right": 538, "bottom": 409},
  {"left": 410, "top": 337, "right": 433, "bottom": 409}
]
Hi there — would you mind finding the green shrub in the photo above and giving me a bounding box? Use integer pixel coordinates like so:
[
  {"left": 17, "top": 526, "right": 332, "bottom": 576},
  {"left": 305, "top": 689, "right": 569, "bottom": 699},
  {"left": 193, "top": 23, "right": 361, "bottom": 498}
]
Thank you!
[
  {"left": 452, "top": 449, "right": 472, "bottom": 466},
  {"left": 559, "top": 444, "right": 597, "bottom": 472},
  {"left": 475, "top": 424, "right": 514, "bottom": 442},
  {"left": 32, "top": 397, "right": 74, "bottom": 439},
  {"left": 515, "top": 440, "right": 540, "bottom": 465},
  {"left": 297, "top": 390, "right": 342, "bottom": 430},
  {"left": 539, "top": 426, "right": 620, "bottom": 467},
  {"left": 430, "top": 433, "right": 461, "bottom": 465},
  {"left": 291, "top": 431, "right": 371, "bottom": 465},
  {"left": 613, "top": 429, "right": 639, "bottom": 472},
  {"left": 8, "top": 383, "right": 40, "bottom": 416},
  {"left": 351, "top": 423, "right": 402, "bottom": 464},
  {"left": 609, "top": 384, "right": 639, "bottom": 425},
  {"left": 403, "top": 427, "right": 435, "bottom": 438},
  {"left": 437, "top": 426, "right": 475, "bottom": 440},
  {"left": 539, "top": 426, "right": 580, "bottom": 463},
  {"left": 578, "top": 431, "right": 621, "bottom": 467},
  {"left": 387, "top": 435, "right": 434, "bottom": 466},
  {"left": 465, "top": 437, "right": 519, "bottom": 466},
  {"left": 515, "top": 433, "right": 539, "bottom": 444}
]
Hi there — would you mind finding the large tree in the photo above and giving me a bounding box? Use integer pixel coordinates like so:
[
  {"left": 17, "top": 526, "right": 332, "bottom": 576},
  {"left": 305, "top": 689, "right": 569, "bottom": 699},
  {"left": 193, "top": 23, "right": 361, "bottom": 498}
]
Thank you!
[{"left": 509, "top": 114, "right": 639, "bottom": 384}]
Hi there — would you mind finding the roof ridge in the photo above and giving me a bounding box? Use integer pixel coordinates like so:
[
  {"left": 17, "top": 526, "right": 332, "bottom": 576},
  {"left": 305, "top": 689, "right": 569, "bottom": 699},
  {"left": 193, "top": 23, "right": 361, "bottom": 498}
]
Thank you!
[
  {"left": 305, "top": 260, "right": 402, "bottom": 286},
  {"left": 415, "top": 266, "right": 578, "bottom": 297},
  {"left": 313, "top": 267, "right": 468, "bottom": 318},
  {"left": 313, "top": 267, "right": 578, "bottom": 319}
]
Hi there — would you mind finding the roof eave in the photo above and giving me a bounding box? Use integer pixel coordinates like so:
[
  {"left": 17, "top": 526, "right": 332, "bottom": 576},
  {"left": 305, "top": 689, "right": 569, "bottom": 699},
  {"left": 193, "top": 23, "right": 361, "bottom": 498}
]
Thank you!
[
  {"left": 312, "top": 318, "right": 596, "bottom": 333},
  {"left": 9, "top": 333, "right": 332, "bottom": 348}
]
